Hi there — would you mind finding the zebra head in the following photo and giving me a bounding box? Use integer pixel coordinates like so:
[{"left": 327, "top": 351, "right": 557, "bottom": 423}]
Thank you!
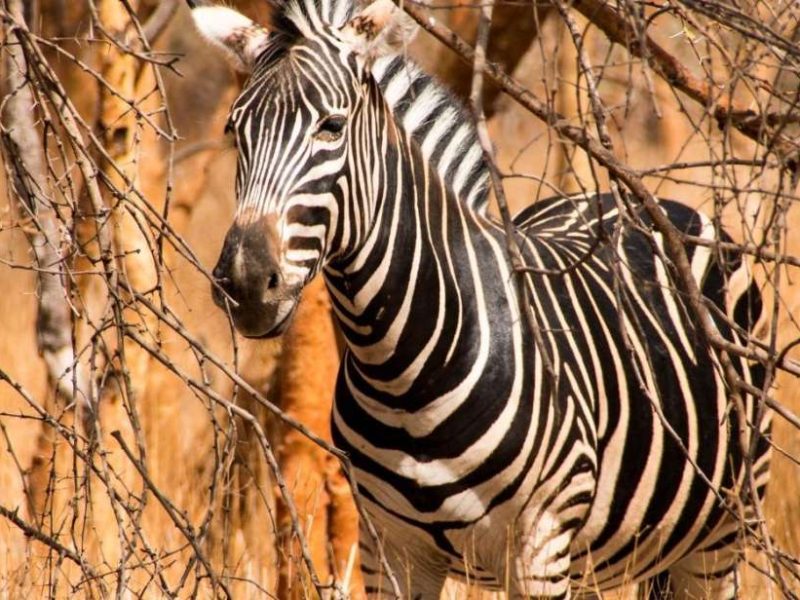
[{"left": 190, "top": 0, "right": 412, "bottom": 337}]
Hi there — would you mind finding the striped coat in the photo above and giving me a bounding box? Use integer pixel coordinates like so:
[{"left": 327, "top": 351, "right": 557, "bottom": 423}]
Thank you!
[{"left": 189, "top": 0, "right": 771, "bottom": 596}]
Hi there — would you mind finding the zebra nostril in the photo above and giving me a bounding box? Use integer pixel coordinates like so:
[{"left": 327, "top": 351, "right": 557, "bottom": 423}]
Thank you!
[
  {"left": 213, "top": 276, "right": 235, "bottom": 303},
  {"left": 212, "top": 262, "right": 227, "bottom": 279},
  {"left": 266, "top": 272, "right": 280, "bottom": 291}
]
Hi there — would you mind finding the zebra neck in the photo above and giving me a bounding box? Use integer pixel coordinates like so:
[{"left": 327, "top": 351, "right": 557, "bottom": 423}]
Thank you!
[{"left": 324, "top": 126, "right": 522, "bottom": 405}]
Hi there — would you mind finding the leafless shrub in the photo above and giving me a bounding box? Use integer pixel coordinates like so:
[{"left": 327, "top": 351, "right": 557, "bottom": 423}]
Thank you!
[{"left": 0, "top": 0, "right": 798, "bottom": 597}]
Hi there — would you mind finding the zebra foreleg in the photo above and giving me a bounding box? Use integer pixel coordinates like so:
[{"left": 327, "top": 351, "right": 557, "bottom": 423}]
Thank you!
[
  {"left": 509, "top": 557, "right": 573, "bottom": 599},
  {"left": 506, "top": 510, "right": 578, "bottom": 599},
  {"left": 510, "top": 461, "right": 596, "bottom": 599},
  {"left": 358, "top": 523, "right": 448, "bottom": 599},
  {"left": 633, "top": 537, "right": 741, "bottom": 600},
  {"left": 665, "top": 542, "right": 741, "bottom": 600}
]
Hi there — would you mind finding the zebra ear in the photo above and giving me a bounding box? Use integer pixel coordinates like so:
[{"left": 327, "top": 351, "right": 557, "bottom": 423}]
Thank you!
[
  {"left": 342, "top": 0, "right": 417, "bottom": 62},
  {"left": 190, "top": 6, "right": 271, "bottom": 72}
]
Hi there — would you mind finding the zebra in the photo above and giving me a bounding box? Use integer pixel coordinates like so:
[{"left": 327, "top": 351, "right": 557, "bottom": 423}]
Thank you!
[{"left": 188, "top": 0, "right": 772, "bottom": 597}]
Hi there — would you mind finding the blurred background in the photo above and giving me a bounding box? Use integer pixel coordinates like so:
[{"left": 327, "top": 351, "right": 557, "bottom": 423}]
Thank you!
[{"left": 1, "top": 0, "right": 799, "bottom": 597}]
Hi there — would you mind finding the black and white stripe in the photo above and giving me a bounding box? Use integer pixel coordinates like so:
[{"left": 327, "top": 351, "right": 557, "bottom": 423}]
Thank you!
[{"left": 192, "top": 0, "right": 772, "bottom": 597}]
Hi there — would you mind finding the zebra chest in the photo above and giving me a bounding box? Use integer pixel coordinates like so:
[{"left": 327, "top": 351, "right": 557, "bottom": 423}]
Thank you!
[{"left": 331, "top": 357, "right": 597, "bottom": 533}]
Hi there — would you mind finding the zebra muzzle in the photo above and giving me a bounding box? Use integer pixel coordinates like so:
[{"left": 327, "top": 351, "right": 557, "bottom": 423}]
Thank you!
[{"left": 211, "top": 221, "right": 300, "bottom": 338}]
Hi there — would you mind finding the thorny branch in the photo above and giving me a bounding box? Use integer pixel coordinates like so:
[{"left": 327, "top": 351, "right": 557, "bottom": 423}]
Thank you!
[
  {"left": 0, "top": 0, "right": 86, "bottom": 406},
  {"left": 0, "top": 0, "right": 799, "bottom": 597},
  {"left": 0, "top": 503, "right": 104, "bottom": 589},
  {"left": 468, "top": 0, "right": 565, "bottom": 427},
  {"left": 399, "top": 0, "right": 800, "bottom": 420},
  {"left": 567, "top": 0, "right": 800, "bottom": 168},
  {"left": 408, "top": 0, "right": 800, "bottom": 594}
]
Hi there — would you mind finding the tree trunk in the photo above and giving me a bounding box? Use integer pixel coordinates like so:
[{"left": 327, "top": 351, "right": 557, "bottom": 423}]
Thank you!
[{"left": 1, "top": 0, "right": 84, "bottom": 526}]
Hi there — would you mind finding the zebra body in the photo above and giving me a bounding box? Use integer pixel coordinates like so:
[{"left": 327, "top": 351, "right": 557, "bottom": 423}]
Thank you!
[{"left": 190, "top": 1, "right": 771, "bottom": 597}]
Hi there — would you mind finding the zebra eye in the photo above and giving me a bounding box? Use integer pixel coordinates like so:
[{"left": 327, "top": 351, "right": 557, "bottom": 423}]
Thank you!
[{"left": 314, "top": 115, "right": 347, "bottom": 142}]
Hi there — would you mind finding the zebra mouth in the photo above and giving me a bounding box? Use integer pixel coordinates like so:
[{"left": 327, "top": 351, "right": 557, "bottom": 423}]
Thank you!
[
  {"left": 231, "top": 295, "right": 299, "bottom": 339},
  {"left": 241, "top": 299, "right": 298, "bottom": 339}
]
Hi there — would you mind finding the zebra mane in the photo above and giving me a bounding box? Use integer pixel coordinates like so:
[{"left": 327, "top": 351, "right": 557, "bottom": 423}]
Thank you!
[
  {"left": 371, "top": 55, "right": 490, "bottom": 213},
  {"left": 266, "top": 0, "right": 353, "bottom": 36},
  {"left": 260, "top": 0, "right": 491, "bottom": 213}
]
